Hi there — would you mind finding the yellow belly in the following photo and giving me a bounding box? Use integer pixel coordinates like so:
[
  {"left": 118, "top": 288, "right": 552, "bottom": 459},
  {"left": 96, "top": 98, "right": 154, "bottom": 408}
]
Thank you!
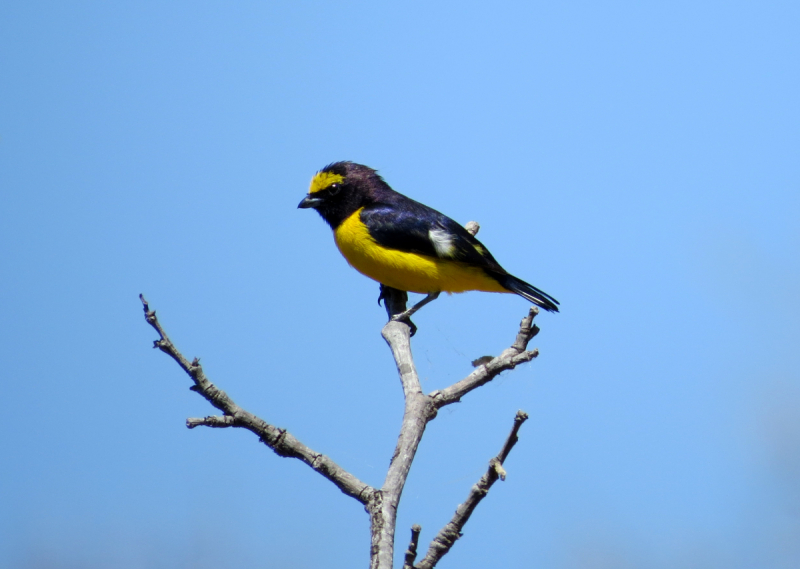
[{"left": 333, "top": 208, "right": 507, "bottom": 294}]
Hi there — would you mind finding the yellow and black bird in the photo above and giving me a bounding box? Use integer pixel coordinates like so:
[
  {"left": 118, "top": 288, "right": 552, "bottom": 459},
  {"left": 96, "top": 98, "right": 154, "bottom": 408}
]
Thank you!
[{"left": 298, "top": 162, "right": 559, "bottom": 326}]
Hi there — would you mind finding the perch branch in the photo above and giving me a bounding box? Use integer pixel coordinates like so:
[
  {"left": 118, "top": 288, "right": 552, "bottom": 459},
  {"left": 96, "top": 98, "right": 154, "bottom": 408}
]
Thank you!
[
  {"left": 415, "top": 410, "right": 530, "bottom": 569},
  {"left": 371, "top": 288, "right": 542, "bottom": 569},
  {"left": 139, "top": 294, "right": 376, "bottom": 505},
  {"left": 368, "top": 287, "right": 437, "bottom": 569}
]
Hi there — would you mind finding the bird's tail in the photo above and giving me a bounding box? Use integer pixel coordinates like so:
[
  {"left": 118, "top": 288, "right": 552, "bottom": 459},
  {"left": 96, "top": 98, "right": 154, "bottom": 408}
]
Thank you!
[{"left": 495, "top": 273, "right": 560, "bottom": 313}]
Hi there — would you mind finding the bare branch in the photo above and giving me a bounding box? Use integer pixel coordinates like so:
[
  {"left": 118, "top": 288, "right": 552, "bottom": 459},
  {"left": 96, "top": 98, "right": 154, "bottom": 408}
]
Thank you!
[
  {"left": 511, "top": 306, "right": 540, "bottom": 352},
  {"left": 402, "top": 524, "right": 422, "bottom": 569},
  {"left": 368, "top": 286, "right": 437, "bottom": 569},
  {"left": 370, "top": 289, "right": 542, "bottom": 569},
  {"left": 431, "top": 307, "right": 540, "bottom": 408},
  {"left": 415, "top": 411, "right": 530, "bottom": 569},
  {"left": 144, "top": 265, "right": 545, "bottom": 569},
  {"left": 139, "top": 294, "right": 376, "bottom": 505}
]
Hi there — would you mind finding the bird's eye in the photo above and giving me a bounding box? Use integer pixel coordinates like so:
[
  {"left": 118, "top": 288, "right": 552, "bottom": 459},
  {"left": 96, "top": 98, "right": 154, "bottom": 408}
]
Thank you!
[{"left": 328, "top": 183, "right": 341, "bottom": 196}]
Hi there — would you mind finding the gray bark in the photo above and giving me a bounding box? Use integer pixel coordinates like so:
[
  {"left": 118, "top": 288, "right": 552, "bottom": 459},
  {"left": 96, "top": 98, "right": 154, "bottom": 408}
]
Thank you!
[{"left": 141, "top": 268, "right": 542, "bottom": 568}]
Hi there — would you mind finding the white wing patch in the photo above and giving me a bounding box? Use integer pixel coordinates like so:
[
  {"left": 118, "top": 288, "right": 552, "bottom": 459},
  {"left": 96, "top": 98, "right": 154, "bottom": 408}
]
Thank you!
[{"left": 429, "top": 228, "right": 455, "bottom": 257}]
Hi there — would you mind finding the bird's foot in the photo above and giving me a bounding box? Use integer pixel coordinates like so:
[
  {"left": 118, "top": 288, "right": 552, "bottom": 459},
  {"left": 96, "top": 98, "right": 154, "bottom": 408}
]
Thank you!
[
  {"left": 391, "top": 313, "right": 418, "bottom": 337},
  {"left": 389, "top": 291, "right": 440, "bottom": 337}
]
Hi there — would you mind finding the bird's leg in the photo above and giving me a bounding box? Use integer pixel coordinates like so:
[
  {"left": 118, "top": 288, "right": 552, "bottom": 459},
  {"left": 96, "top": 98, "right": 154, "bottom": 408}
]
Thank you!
[
  {"left": 394, "top": 291, "right": 440, "bottom": 320},
  {"left": 378, "top": 284, "right": 409, "bottom": 307},
  {"left": 391, "top": 291, "right": 440, "bottom": 336}
]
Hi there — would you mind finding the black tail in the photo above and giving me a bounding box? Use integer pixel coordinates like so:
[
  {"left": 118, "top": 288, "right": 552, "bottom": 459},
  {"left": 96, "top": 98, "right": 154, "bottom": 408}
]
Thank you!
[{"left": 495, "top": 273, "right": 560, "bottom": 313}]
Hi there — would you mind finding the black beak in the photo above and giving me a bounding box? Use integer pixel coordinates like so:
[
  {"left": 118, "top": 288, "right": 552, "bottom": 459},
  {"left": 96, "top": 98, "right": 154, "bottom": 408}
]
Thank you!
[{"left": 297, "top": 194, "right": 323, "bottom": 209}]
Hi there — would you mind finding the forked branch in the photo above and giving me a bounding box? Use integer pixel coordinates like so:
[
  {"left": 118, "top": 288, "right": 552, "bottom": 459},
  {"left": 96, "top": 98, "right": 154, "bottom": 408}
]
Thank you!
[
  {"left": 142, "top": 278, "right": 542, "bottom": 569},
  {"left": 373, "top": 288, "right": 540, "bottom": 569},
  {"left": 139, "top": 294, "right": 375, "bottom": 505}
]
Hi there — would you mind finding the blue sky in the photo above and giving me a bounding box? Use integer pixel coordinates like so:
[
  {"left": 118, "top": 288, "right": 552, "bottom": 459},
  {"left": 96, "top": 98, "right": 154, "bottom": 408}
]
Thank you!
[{"left": 1, "top": 1, "right": 799, "bottom": 568}]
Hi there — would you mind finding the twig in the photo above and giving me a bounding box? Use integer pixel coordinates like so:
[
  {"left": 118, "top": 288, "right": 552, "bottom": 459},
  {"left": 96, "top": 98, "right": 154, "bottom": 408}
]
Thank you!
[
  {"left": 431, "top": 307, "right": 540, "bottom": 408},
  {"left": 402, "top": 524, "right": 422, "bottom": 569},
  {"left": 139, "top": 294, "right": 376, "bottom": 504},
  {"left": 464, "top": 221, "right": 480, "bottom": 236},
  {"left": 415, "top": 411, "right": 530, "bottom": 569},
  {"left": 186, "top": 415, "right": 235, "bottom": 428}
]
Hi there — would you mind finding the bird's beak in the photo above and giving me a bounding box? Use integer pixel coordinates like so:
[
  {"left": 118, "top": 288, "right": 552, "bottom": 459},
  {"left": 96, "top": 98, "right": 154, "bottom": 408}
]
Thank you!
[{"left": 297, "top": 194, "right": 322, "bottom": 209}]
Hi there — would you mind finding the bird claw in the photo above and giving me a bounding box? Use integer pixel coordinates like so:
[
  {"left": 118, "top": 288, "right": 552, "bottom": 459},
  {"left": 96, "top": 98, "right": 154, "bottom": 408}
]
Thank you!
[
  {"left": 387, "top": 291, "right": 440, "bottom": 337},
  {"left": 391, "top": 313, "right": 418, "bottom": 337}
]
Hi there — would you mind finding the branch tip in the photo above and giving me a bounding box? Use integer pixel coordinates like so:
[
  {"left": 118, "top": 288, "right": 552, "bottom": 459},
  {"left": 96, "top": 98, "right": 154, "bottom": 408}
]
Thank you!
[
  {"left": 433, "top": 309, "right": 543, "bottom": 408},
  {"left": 402, "top": 524, "right": 423, "bottom": 569},
  {"left": 141, "top": 294, "right": 374, "bottom": 505},
  {"left": 415, "top": 410, "right": 529, "bottom": 569}
]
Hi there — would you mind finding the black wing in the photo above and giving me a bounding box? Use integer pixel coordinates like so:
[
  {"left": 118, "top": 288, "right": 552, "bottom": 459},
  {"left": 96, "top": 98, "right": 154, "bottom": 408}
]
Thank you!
[
  {"left": 360, "top": 196, "right": 505, "bottom": 272},
  {"left": 361, "top": 194, "right": 560, "bottom": 312}
]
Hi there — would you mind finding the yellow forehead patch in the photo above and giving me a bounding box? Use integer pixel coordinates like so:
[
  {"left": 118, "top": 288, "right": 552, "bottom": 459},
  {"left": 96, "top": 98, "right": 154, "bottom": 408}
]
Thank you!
[{"left": 309, "top": 171, "right": 345, "bottom": 194}]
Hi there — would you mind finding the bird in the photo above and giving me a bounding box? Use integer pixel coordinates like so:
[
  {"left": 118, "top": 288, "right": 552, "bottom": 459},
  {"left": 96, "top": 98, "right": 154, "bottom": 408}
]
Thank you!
[{"left": 298, "top": 161, "right": 559, "bottom": 330}]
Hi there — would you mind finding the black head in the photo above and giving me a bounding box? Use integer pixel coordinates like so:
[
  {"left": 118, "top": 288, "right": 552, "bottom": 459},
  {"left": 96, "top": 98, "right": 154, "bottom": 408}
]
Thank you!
[{"left": 298, "top": 161, "right": 388, "bottom": 228}]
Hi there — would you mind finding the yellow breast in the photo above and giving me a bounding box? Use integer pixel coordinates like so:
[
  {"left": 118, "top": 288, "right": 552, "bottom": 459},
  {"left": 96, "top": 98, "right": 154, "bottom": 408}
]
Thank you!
[{"left": 333, "top": 208, "right": 507, "bottom": 295}]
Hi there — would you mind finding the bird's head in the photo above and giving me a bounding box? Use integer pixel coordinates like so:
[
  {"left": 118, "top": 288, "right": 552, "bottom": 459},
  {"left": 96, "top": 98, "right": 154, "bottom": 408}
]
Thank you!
[{"left": 298, "top": 161, "right": 384, "bottom": 228}]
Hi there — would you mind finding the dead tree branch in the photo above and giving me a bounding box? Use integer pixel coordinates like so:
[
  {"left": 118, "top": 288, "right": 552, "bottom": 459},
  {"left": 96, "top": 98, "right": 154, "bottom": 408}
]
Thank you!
[
  {"left": 139, "top": 294, "right": 376, "bottom": 505},
  {"left": 431, "top": 307, "right": 540, "bottom": 408},
  {"left": 372, "top": 289, "right": 539, "bottom": 569},
  {"left": 414, "top": 411, "right": 530, "bottom": 569},
  {"left": 143, "top": 252, "right": 543, "bottom": 569},
  {"left": 369, "top": 287, "right": 437, "bottom": 569}
]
